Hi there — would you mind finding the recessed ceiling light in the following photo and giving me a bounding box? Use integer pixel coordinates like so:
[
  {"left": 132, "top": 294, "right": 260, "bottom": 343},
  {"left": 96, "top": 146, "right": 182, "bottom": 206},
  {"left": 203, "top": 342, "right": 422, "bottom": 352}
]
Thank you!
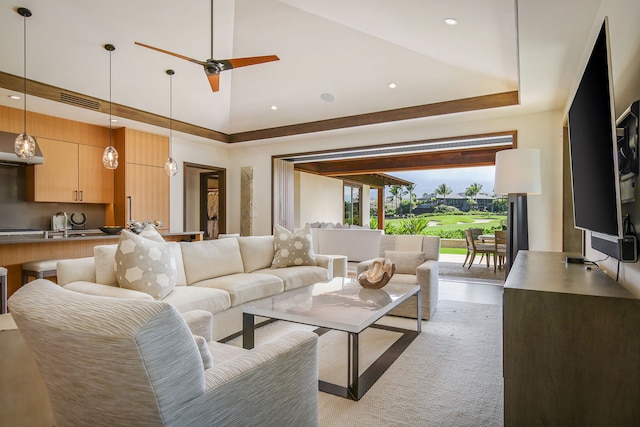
[
  {"left": 8, "top": 95, "right": 20, "bottom": 100},
  {"left": 270, "top": 105, "right": 278, "bottom": 110},
  {"left": 388, "top": 83, "right": 397, "bottom": 89},
  {"left": 444, "top": 18, "right": 458, "bottom": 25},
  {"left": 320, "top": 93, "right": 335, "bottom": 102}
]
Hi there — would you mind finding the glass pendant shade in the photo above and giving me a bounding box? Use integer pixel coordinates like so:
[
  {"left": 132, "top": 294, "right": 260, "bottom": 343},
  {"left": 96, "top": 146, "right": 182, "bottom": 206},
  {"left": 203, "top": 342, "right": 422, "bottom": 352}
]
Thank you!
[
  {"left": 102, "top": 145, "right": 119, "bottom": 169},
  {"left": 15, "top": 133, "right": 36, "bottom": 159},
  {"left": 165, "top": 156, "right": 178, "bottom": 176}
]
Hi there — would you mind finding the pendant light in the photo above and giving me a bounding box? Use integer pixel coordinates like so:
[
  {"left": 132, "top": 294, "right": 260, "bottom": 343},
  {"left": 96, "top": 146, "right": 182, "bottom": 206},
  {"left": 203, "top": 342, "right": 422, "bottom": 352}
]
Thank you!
[
  {"left": 102, "top": 44, "right": 119, "bottom": 170},
  {"left": 14, "top": 7, "right": 37, "bottom": 160},
  {"left": 164, "top": 69, "right": 178, "bottom": 177}
]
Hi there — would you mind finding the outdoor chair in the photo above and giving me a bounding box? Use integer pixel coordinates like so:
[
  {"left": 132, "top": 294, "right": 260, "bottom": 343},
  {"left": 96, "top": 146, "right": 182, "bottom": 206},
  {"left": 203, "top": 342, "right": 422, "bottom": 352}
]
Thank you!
[
  {"left": 463, "top": 229, "right": 495, "bottom": 269},
  {"left": 494, "top": 230, "right": 508, "bottom": 272},
  {"left": 8, "top": 279, "right": 319, "bottom": 427}
]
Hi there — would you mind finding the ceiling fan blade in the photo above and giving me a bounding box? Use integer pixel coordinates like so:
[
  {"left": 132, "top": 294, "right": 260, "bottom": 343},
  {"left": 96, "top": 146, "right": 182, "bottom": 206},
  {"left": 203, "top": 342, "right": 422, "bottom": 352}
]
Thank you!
[
  {"left": 207, "top": 73, "right": 220, "bottom": 92},
  {"left": 225, "top": 55, "right": 280, "bottom": 69},
  {"left": 135, "top": 42, "right": 206, "bottom": 66}
]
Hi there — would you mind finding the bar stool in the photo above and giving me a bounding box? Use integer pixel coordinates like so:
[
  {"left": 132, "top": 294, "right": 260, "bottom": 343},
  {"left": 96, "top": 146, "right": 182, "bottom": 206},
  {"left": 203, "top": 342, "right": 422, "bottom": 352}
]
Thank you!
[
  {"left": 0, "top": 267, "right": 7, "bottom": 314},
  {"left": 22, "top": 259, "right": 61, "bottom": 285}
]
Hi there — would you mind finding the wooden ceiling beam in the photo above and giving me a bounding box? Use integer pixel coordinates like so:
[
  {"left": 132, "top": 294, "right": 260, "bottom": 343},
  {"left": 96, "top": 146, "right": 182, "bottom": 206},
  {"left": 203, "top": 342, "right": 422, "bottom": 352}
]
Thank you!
[{"left": 297, "top": 146, "right": 506, "bottom": 176}]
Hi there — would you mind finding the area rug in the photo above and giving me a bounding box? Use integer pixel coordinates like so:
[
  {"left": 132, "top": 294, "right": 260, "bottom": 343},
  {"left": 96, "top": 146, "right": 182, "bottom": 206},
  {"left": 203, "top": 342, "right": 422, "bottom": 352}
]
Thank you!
[{"left": 228, "top": 299, "right": 504, "bottom": 426}]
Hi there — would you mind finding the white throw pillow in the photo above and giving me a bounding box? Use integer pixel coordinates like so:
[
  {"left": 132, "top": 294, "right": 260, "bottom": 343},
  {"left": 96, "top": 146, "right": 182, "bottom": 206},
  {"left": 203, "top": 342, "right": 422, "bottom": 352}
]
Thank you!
[
  {"left": 271, "top": 224, "right": 317, "bottom": 268},
  {"left": 194, "top": 335, "right": 213, "bottom": 370},
  {"left": 114, "top": 225, "right": 177, "bottom": 300},
  {"left": 384, "top": 250, "right": 426, "bottom": 275}
]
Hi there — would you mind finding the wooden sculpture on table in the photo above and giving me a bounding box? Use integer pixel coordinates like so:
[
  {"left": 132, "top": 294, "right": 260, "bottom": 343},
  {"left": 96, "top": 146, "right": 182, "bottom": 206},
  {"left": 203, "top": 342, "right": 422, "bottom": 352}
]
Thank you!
[{"left": 358, "top": 258, "right": 396, "bottom": 289}]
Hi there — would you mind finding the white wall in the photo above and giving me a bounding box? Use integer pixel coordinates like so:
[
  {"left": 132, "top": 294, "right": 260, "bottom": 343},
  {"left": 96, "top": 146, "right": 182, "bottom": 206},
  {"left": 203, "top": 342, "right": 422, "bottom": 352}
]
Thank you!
[
  {"left": 294, "top": 171, "right": 343, "bottom": 227},
  {"left": 169, "top": 135, "right": 230, "bottom": 233}
]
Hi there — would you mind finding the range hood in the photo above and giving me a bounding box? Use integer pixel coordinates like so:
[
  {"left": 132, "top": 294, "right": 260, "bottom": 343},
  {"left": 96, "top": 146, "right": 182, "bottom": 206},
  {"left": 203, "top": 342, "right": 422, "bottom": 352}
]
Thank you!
[{"left": 0, "top": 130, "right": 44, "bottom": 165}]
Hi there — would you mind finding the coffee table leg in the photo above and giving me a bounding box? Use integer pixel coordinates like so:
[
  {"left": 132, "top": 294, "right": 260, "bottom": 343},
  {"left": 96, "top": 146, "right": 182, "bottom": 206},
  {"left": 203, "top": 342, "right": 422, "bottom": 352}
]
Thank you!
[
  {"left": 416, "top": 289, "right": 422, "bottom": 333},
  {"left": 243, "top": 312, "right": 255, "bottom": 349},
  {"left": 347, "top": 332, "right": 360, "bottom": 400}
]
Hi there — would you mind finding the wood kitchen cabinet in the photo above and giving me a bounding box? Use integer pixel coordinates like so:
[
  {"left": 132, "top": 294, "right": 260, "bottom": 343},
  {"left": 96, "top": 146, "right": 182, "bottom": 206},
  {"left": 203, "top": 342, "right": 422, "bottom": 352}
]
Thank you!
[
  {"left": 27, "top": 138, "right": 114, "bottom": 203},
  {"left": 112, "top": 128, "right": 170, "bottom": 231}
]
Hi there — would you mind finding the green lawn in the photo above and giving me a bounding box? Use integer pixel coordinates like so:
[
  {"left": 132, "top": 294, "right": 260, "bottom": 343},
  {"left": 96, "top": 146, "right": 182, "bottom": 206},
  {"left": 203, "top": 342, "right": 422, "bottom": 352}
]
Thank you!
[{"left": 385, "top": 214, "right": 505, "bottom": 232}]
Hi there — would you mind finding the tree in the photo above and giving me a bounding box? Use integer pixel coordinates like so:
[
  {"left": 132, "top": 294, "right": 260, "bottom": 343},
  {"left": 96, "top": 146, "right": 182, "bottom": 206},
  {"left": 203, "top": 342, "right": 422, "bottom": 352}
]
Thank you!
[
  {"left": 434, "top": 183, "right": 452, "bottom": 198},
  {"left": 405, "top": 183, "right": 417, "bottom": 213},
  {"left": 389, "top": 185, "right": 402, "bottom": 212},
  {"left": 465, "top": 182, "right": 483, "bottom": 211}
]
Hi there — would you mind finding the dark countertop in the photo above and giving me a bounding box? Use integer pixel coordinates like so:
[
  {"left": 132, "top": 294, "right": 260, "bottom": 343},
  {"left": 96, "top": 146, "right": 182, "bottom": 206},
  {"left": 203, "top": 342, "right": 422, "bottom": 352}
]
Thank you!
[{"left": 0, "top": 229, "right": 203, "bottom": 245}]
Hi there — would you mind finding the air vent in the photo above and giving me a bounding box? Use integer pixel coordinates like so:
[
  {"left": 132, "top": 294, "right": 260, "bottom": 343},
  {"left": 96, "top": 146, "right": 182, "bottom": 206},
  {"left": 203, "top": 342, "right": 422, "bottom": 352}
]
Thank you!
[{"left": 60, "top": 92, "right": 100, "bottom": 110}]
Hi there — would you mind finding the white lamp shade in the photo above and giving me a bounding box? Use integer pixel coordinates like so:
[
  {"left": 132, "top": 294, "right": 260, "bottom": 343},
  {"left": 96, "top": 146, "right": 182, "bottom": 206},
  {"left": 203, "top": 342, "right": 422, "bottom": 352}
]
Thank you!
[{"left": 494, "top": 148, "right": 542, "bottom": 195}]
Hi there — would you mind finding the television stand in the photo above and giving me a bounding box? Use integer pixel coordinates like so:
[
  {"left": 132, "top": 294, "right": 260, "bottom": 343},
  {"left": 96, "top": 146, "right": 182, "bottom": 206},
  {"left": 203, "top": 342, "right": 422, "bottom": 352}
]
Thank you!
[{"left": 503, "top": 251, "right": 640, "bottom": 426}]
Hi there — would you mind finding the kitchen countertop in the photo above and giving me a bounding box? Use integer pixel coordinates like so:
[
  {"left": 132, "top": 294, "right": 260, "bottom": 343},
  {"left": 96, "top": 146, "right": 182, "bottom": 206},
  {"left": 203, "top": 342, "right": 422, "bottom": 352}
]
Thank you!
[{"left": 0, "top": 229, "right": 204, "bottom": 245}]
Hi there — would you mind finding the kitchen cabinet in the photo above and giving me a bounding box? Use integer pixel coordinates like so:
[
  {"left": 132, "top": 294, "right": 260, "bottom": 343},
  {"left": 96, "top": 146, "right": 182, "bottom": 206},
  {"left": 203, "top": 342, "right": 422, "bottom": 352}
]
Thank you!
[
  {"left": 27, "top": 138, "right": 113, "bottom": 203},
  {"left": 113, "top": 128, "right": 170, "bottom": 231}
]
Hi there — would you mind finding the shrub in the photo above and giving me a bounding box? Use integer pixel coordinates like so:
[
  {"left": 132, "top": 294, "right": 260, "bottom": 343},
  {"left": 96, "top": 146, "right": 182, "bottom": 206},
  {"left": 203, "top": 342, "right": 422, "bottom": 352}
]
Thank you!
[{"left": 432, "top": 204, "right": 461, "bottom": 214}]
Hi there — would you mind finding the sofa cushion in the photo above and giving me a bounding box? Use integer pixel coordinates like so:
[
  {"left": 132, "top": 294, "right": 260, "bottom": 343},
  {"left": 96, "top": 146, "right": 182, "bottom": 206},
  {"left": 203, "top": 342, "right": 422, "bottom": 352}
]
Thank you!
[
  {"left": 387, "top": 273, "right": 418, "bottom": 285},
  {"left": 192, "top": 273, "right": 284, "bottom": 306},
  {"left": 63, "top": 281, "right": 155, "bottom": 300},
  {"left": 385, "top": 250, "right": 425, "bottom": 275},
  {"left": 162, "top": 286, "right": 231, "bottom": 315},
  {"left": 272, "top": 224, "right": 317, "bottom": 268},
  {"left": 180, "top": 239, "right": 245, "bottom": 285},
  {"left": 257, "top": 265, "right": 328, "bottom": 291},
  {"left": 238, "top": 236, "right": 275, "bottom": 273},
  {"left": 115, "top": 227, "right": 178, "bottom": 300},
  {"left": 94, "top": 244, "right": 118, "bottom": 286},
  {"left": 167, "top": 242, "right": 187, "bottom": 286},
  {"left": 193, "top": 335, "right": 213, "bottom": 369}
]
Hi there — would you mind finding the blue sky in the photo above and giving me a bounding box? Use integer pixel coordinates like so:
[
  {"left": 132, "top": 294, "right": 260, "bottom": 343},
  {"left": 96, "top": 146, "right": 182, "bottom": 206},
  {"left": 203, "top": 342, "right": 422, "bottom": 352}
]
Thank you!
[{"left": 386, "top": 166, "right": 496, "bottom": 198}]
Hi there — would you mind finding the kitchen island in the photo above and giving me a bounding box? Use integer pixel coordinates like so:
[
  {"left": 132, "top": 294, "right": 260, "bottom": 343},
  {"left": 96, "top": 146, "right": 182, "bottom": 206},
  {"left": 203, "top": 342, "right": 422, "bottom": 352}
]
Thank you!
[{"left": 0, "top": 230, "right": 203, "bottom": 300}]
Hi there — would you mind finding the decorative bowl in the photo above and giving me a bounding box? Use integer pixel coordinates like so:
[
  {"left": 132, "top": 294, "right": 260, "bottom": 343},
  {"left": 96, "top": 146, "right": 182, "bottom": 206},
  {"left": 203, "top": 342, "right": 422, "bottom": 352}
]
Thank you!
[
  {"left": 99, "top": 226, "right": 123, "bottom": 235},
  {"left": 357, "top": 258, "right": 396, "bottom": 289}
]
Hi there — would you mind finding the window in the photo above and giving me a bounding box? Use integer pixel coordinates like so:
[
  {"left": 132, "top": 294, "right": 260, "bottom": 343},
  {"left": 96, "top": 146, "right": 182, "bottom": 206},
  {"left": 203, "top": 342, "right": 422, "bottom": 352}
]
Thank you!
[{"left": 344, "top": 183, "right": 361, "bottom": 225}]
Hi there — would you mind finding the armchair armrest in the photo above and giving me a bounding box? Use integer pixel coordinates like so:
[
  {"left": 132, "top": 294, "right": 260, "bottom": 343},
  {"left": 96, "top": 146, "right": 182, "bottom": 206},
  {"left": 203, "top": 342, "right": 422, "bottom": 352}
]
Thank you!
[
  {"left": 356, "top": 257, "right": 385, "bottom": 275},
  {"left": 181, "top": 330, "right": 318, "bottom": 426},
  {"left": 181, "top": 310, "right": 213, "bottom": 342},
  {"left": 62, "top": 281, "right": 153, "bottom": 300},
  {"left": 416, "top": 259, "right": 439, "bottom": 287},
  {"left": 315, "top": 254, "right": 333, "bottom": 273}
]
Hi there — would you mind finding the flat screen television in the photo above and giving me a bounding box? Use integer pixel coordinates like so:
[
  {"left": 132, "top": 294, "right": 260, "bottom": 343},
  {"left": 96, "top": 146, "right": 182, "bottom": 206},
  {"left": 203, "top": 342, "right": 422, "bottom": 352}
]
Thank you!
[{"left": 567, "top": 18, "right": 636, "bottom": 261}]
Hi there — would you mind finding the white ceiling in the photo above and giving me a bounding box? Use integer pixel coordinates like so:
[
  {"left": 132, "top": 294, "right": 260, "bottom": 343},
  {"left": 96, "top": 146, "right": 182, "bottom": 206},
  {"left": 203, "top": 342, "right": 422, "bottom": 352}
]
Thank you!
[{"left": 0, "top": 0, "right": 602, "bottom": 141}]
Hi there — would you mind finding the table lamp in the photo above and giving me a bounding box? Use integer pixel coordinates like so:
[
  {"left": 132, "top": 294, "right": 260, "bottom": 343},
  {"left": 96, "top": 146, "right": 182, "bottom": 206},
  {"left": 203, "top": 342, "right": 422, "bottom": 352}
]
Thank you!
[{"left": 494, "top": 148, "right": 542, "bottom": 277}]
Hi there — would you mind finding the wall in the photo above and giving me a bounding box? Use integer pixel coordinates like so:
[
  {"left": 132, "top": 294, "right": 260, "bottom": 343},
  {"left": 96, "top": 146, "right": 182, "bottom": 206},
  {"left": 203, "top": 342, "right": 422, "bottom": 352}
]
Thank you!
[
  {"left": 579, "top": 0, "right": 640, "bottom": 295},
  {"left": 294, "top": 171, "right": 343, "bottom": 227},
  {"left": 169, "top": 135, "right": 230, "bottom": 233},
  {"left": 228, "top": 108, "right": 565, "bottom": 252}
]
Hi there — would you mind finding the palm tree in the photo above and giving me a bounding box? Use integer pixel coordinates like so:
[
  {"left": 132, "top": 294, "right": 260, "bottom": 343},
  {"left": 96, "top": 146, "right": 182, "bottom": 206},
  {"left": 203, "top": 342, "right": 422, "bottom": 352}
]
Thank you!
[
  {"left": 465, "top": 182, "right": 483, "bottom": 211},
  {"left": 434, "top": 183, "right": 452, "bottom": 199},
  {"left": 388, "top": 185, "right": 402, "bottom": 212},
  {"left": 405, "top": 183, "right": 417, "bottom": 214}
]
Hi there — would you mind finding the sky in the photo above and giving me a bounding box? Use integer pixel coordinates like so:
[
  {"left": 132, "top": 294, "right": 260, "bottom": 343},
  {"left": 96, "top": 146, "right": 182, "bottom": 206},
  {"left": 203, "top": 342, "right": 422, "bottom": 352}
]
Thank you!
[{"left": 385, "top": 166, "right": 496, "bottom": 198}]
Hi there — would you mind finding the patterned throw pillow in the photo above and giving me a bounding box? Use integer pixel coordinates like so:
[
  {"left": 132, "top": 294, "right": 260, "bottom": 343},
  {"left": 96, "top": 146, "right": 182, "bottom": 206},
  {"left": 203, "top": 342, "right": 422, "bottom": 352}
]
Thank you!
[
  {"left": 114, "top": 225, "right": 177, "bottom": 299},
  {"left": 271, "top": 224, "right": 317, "bottom": 268}
]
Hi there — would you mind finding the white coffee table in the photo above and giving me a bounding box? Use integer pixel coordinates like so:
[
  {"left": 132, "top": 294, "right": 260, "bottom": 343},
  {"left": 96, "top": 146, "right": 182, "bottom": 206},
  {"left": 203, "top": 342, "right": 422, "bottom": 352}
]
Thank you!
[{"left": 243, "top": 277, "right": 421, "bottom": 400}]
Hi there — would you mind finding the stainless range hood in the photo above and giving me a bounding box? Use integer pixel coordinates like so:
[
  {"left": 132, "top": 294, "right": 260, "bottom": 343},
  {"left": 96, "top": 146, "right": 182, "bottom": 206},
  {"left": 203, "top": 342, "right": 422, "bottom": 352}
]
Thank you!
[{"left": 0, "top": 130, "right": 44, "bottom": 165}]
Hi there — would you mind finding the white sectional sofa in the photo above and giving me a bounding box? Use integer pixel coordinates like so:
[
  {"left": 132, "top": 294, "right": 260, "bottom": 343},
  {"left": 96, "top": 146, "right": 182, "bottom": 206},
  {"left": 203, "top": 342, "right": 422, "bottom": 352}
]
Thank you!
[{"left": 57, "top": 236, "right": 332, "bottom": 340}]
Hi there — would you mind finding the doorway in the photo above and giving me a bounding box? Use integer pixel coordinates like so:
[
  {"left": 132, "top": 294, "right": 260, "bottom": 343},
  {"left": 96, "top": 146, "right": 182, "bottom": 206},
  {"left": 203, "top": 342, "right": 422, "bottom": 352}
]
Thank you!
[{"left": 183, "top": 163, "right": 226, "bottom": 239}]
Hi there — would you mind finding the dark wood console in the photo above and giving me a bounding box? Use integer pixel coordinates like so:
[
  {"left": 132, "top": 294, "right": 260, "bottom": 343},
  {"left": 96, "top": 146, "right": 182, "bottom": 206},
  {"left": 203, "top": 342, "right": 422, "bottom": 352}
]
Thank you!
[{"left": 504, "top": 251, "right": 640, "bottom": 426}]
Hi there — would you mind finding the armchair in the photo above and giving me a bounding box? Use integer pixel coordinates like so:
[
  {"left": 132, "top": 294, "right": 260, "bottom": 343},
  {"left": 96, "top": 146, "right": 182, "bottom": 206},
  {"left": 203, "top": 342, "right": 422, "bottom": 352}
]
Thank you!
[
  {"left": 356, "top": 235, "right": 440, "bottom": 320},
  {"left": 9, "top": 280, "right": 319, "bottom": 427}
]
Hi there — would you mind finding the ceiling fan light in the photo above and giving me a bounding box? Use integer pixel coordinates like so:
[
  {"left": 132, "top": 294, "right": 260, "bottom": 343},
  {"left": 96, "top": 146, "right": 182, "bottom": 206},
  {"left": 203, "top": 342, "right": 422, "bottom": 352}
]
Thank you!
[
  {"left": 165, "top": 157, "right": 178, "bottom": 176},
  {"left": 14, "top": 133, "right": 36, "bottom": 159},
  {"left": 102, "top": 145, "right": 119, "bottom": 169}
]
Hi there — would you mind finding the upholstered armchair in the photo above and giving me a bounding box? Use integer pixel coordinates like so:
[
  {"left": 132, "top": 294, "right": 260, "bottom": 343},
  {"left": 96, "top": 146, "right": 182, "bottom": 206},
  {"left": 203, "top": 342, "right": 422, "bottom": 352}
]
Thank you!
[
  {"left": 9, "top": 280, "right": 319, "bottom": 427},
  {"left": 356, "top": 235, "right": 440, "bottom": 320}
]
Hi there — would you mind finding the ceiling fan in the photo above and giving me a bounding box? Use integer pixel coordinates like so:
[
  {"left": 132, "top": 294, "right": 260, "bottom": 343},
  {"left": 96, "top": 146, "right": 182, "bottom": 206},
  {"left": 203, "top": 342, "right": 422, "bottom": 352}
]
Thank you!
[{"left": 135, "top": 0, "right": 279, "bottom": 92}]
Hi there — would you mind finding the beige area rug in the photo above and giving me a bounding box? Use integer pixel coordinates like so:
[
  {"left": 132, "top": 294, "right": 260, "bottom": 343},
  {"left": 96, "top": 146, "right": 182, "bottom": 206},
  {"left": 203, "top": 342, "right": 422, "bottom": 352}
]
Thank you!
[
  {"left": 227, "top": 299, "right": 504, "bottom": 426},
  {"left": 438, "top": 261, "right": 506, "bottom": 286}
]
